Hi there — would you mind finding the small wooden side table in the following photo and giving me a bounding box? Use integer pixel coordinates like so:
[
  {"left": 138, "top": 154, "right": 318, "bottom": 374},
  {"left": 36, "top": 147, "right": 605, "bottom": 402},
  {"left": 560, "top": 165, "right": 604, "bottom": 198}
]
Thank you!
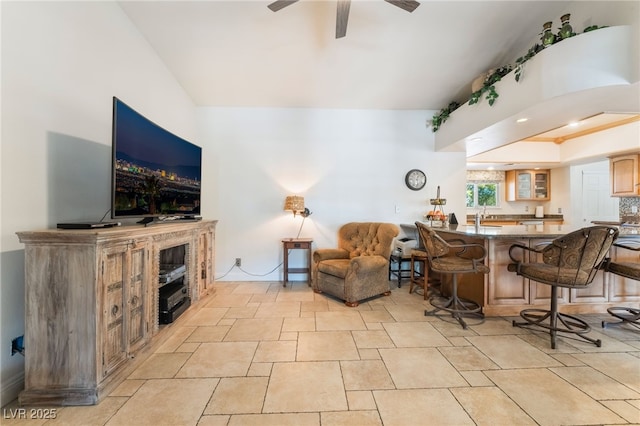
[{"left": 282, "top": 238, "right": 313, "bottom": 287}]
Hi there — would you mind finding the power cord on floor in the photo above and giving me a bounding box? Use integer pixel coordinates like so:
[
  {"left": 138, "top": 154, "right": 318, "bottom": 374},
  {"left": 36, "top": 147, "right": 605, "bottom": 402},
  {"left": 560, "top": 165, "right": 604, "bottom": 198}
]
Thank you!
[{"left": 215, "top": 216, "right": 309, "bottom": 280}]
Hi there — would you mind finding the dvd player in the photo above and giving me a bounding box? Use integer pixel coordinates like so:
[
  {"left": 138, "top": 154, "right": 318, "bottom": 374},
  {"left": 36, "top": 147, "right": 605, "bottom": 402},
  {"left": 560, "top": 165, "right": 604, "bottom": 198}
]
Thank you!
[{"left": 57, "top": 221, "right": 120, "bottom": 229}]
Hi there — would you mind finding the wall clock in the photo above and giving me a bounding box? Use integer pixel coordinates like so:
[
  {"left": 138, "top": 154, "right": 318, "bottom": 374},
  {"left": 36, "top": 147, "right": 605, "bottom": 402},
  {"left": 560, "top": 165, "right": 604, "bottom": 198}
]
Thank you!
[{"left": 405, "top": 169, "right": 426, "bottom": 191}]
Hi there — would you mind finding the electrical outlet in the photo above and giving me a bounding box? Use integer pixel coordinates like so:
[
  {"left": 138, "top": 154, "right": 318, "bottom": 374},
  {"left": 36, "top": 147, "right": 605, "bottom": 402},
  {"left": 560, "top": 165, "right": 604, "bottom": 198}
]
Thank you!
[
  {"left": 632, "top": 206, "right": 638, "bottom": 214},
  {"left": 558, "top": 207, "right": 562, "bottom": 214},
  {"left": 11, "top": 336, "right": 24, "bottom": 356},
  {"left": 235, "top": 258, "right": 241, "bottom": 267},
  {"left": 395, "top": 205, "right": 400, "bottom": 214},
  {"left": 525, "top": 205, "right": 529, "bottom": 213}
]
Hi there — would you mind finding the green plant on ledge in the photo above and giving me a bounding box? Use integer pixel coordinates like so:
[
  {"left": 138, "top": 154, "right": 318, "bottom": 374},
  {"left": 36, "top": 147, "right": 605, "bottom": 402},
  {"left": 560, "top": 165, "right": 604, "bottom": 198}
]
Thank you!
[
  {"left": 431, "top": 18, "right": 608, "bottom": 133},
  {"left": 431, "top": 101, "right": 460, "bottom": 132},
  {"left": 514, "top": 23, "right": 607, "bottom": 82},
  {"left": 468, "top": 65, "right": 512, "bottom": 106},
  {"left": 514, "top": 43, "right": 543, "bottom": 82}
]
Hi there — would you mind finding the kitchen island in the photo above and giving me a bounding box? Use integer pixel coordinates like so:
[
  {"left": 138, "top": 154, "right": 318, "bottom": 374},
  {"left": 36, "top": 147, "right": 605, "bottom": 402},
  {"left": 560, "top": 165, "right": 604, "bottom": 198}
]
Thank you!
[{"left": 412, "top": 223, "right": 639, "bottom": 316}]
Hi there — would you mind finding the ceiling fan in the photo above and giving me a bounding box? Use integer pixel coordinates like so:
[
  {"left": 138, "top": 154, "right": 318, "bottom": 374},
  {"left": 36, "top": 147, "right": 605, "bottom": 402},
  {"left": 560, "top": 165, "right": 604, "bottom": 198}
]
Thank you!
[{"left": 267, "top": 0, "right": 420, "bottom": 39}]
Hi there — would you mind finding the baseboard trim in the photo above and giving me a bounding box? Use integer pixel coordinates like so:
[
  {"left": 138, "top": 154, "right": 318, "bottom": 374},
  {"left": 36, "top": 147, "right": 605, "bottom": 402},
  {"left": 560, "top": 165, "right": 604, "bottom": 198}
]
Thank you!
[{"left": 1, "top": 371, "right": 24, "bottom": 407}]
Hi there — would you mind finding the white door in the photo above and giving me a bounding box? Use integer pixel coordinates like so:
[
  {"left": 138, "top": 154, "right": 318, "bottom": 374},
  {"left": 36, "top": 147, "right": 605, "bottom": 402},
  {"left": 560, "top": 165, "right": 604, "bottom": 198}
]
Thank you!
[{"left": 581, "top": 171, "right": 619, "bottom": 224}]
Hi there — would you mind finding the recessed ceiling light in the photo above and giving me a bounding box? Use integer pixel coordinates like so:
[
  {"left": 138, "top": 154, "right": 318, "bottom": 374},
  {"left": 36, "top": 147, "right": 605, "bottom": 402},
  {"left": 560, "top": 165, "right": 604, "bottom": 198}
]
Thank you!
[
  {"left": 487, "top": 166, "right": 495, "bottom": 170},
  {"left": 516, "top": 118, "right": 528, "bottom": 123},
  {"left": 469, "top": 137, "right": 483, "bottom": 142},
  {"left": 567, "top": 121, "right": 580, "bottom": 128}
]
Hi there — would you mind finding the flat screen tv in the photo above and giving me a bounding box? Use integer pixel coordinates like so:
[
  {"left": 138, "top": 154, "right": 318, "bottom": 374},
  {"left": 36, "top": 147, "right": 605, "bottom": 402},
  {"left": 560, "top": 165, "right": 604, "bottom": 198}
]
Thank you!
[{"left": 111, "top": 97, "right": 201, "bottom": 222}]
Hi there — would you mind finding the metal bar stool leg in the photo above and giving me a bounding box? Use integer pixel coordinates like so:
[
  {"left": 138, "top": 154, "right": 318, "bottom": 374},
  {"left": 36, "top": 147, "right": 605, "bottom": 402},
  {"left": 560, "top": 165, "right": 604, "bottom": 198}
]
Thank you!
[
  {"left": 425, "top": 273, "right": 483, "bottom": 329},
  {"left": 602, "top": 307, "right": 640, "bottom": 329},
  {"left": 513, "top": 286, "right": 602, "bottom": 349}
]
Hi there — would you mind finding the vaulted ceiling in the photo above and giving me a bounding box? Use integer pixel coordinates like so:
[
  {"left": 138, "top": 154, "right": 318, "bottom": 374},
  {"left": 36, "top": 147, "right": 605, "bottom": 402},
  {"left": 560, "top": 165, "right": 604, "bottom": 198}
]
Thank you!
[
  {"left": 118, "top": 1, "right": 639, "bottom": 167},
  {"left": 119, "top": 0, "right": 592, "bottom": 110}
]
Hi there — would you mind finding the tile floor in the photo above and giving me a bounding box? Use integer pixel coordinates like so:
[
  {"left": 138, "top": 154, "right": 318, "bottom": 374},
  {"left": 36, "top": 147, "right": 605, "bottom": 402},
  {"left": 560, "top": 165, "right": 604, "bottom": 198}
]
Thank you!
[{"left": 3, "top": 281, "right": 640, "bottom": 426}]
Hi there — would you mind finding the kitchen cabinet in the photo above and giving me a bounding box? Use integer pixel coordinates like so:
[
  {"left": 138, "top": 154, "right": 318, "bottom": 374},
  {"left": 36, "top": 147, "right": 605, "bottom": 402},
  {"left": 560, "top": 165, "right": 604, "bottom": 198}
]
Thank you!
[
  {"left": 610, "top": 154, "right": 640, "bottom": 197},
  {"left": 505, "top": 169, "right": 550, "bottom": 201},
  {"left": 17, "top": 220, "right": 217, "bottom": 406}
]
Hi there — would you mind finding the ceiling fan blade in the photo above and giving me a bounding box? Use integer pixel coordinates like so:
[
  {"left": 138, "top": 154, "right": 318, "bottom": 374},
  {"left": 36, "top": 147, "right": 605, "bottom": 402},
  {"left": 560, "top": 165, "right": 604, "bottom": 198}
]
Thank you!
[
  {"left": 267, "top": 0, "right": 299, "bottom": 12},
  {"left": 336, "top": 0, "right": 351, "bottom": 39},
  {"left": 384, "top": 0, "right": 420, "bottom": 13}
]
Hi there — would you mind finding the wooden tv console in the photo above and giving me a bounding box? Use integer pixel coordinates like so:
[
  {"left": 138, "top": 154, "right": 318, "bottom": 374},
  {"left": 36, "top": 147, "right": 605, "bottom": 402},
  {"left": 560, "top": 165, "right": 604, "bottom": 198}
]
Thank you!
[{"left": 16, "top": 220, "right": 217, "bottom": 406}]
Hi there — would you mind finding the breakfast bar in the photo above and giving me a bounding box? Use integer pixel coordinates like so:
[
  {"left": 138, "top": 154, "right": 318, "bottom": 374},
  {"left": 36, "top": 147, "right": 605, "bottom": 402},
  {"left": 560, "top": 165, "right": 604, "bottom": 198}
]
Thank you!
[{"left": 417, "top": 223, "right": 640, "bottom": 316}]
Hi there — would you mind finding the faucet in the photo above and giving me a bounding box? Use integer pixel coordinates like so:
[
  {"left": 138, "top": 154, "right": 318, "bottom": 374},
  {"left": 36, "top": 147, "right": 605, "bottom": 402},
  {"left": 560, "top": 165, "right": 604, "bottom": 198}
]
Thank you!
[{"left": 482, "top": 205, "right": 487, "bottom": 218}]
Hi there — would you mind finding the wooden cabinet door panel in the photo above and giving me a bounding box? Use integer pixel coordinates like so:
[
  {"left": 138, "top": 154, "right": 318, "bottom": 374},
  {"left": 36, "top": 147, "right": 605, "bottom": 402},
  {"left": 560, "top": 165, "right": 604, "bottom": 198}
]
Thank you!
[
  {"left": 527, "top": 239, "right": 569, "bottom": 305},
  {"left": 610, "top": 155, "right": 639, "bottom": 196},
  {"left": 102, "top": 248, "right": 127, "bottom": 377},
  {"left": 198, "top": 229, "right": 215, "bottom": 295},
  {"left": 506, "top": 170, "right": 551, "bottom": 201},
  {"left": 488, "top": 239, "right": 529, "bottom": 305},
  {"left": 127, "top": 246, "right": 148, "bottom": 351},
  {"left": 571, "top": 270, "right": 608, "bottom": 302},
  {"left": 517, "top": 172, "right": 532, "bottom": 199}
]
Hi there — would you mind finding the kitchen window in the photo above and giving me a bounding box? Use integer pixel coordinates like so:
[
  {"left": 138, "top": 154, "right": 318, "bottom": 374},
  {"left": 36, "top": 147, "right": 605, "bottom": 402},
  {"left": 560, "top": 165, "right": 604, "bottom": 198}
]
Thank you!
[
  {"left": 466, "top": 182, "right": 500, "bottom": 208},
  {"left": 466, "top": 170, "right": 504, "bottom": 209}
]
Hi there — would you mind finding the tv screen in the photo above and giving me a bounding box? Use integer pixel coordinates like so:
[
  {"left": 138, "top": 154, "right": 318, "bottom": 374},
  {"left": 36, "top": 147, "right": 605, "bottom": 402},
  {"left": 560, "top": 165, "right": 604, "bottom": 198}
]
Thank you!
[{"left": 111, "top": 97, "right": 201, "bottom": 221}]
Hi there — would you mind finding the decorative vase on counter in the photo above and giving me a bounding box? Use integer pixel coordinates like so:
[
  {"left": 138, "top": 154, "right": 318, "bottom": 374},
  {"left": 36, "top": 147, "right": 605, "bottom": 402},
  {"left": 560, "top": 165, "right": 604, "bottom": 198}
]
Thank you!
[
  {"left": 541, "top": 21, "right": 556, "bottom": 47},
  {"left": 557, "top": 13, "right": 575, "bottom": 40}
]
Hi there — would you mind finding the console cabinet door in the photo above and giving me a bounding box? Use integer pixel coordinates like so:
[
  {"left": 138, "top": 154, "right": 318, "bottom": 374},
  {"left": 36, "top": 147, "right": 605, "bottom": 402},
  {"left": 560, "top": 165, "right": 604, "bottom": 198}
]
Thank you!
[
  {"left": 198, "top": 227, "right": 215, "bottom": 297},
  {"left": 101, "top": 245, "right": 128, "bottom": 378},
  {"left": 101, "top": 242, "right": 150, "bottom": 377},
  {"left": 127, "top": 243, "right": 149, "bottom": 353}
]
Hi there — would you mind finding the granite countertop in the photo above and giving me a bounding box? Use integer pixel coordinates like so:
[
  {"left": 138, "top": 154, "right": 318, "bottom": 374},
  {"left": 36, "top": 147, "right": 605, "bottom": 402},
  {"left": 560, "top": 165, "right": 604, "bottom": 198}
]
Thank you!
[
  {"left": 424, "top": 223, "right": 640, "bottom": 240},
  {"left": 465, "top": 214, "right": 564, "bottom": 223}
]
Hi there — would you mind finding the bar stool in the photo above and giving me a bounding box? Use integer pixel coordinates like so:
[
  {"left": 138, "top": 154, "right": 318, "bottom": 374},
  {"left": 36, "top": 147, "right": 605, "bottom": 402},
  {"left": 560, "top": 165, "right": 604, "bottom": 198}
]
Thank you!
[
  {"left": 409, "top": 249, "right": 428, "bottom": 299},
  {"left": 603, "top": 240, "right": 640, "bottom": 329},
  {"left": 415, "top": 221, "right": 489, "bottom": 329},
  {"left": 410, "top": 249, "right": 442, "bottom": 300},
  {"left": 508, "top": 226, "right": 618, "bottom": 348}
]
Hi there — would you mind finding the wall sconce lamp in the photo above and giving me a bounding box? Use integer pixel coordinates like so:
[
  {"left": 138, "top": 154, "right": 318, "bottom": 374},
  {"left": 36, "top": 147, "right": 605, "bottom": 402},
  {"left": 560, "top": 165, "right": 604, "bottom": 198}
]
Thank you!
[{"left": 284, "top": 195, "right": 312, "bottom": 218}]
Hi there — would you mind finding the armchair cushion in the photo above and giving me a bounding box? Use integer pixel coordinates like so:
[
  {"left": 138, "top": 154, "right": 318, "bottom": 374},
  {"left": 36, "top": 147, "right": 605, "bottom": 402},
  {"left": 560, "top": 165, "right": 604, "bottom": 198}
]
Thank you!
[{"left": 317, "top": 259, "right": 350, "bottom": 279}]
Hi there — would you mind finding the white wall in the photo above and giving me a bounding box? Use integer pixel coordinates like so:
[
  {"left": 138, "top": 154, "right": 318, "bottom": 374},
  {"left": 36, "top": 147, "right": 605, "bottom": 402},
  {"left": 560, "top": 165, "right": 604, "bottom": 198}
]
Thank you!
[
  {"left": 0, "top": 1, "right": 468, "bottom": 406},
  {"left": 0, "top": 2, "right": 197, "bottom": 406},
  {"left": 197, "top": 107, "right": 467, "bottom": 281}
]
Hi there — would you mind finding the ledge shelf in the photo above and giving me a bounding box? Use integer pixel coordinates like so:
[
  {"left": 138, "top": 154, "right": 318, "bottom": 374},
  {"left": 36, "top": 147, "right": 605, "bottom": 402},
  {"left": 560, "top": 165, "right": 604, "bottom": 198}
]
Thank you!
[{"left": 434, "top": 26, "right": 640, "bottom": 157}]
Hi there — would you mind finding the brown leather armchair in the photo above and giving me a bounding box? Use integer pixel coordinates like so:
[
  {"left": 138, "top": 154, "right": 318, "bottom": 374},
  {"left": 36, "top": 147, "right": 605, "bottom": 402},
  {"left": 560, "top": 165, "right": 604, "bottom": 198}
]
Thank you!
[{"left": 312, "top": 222, "right": 399, "bottom": 307}]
